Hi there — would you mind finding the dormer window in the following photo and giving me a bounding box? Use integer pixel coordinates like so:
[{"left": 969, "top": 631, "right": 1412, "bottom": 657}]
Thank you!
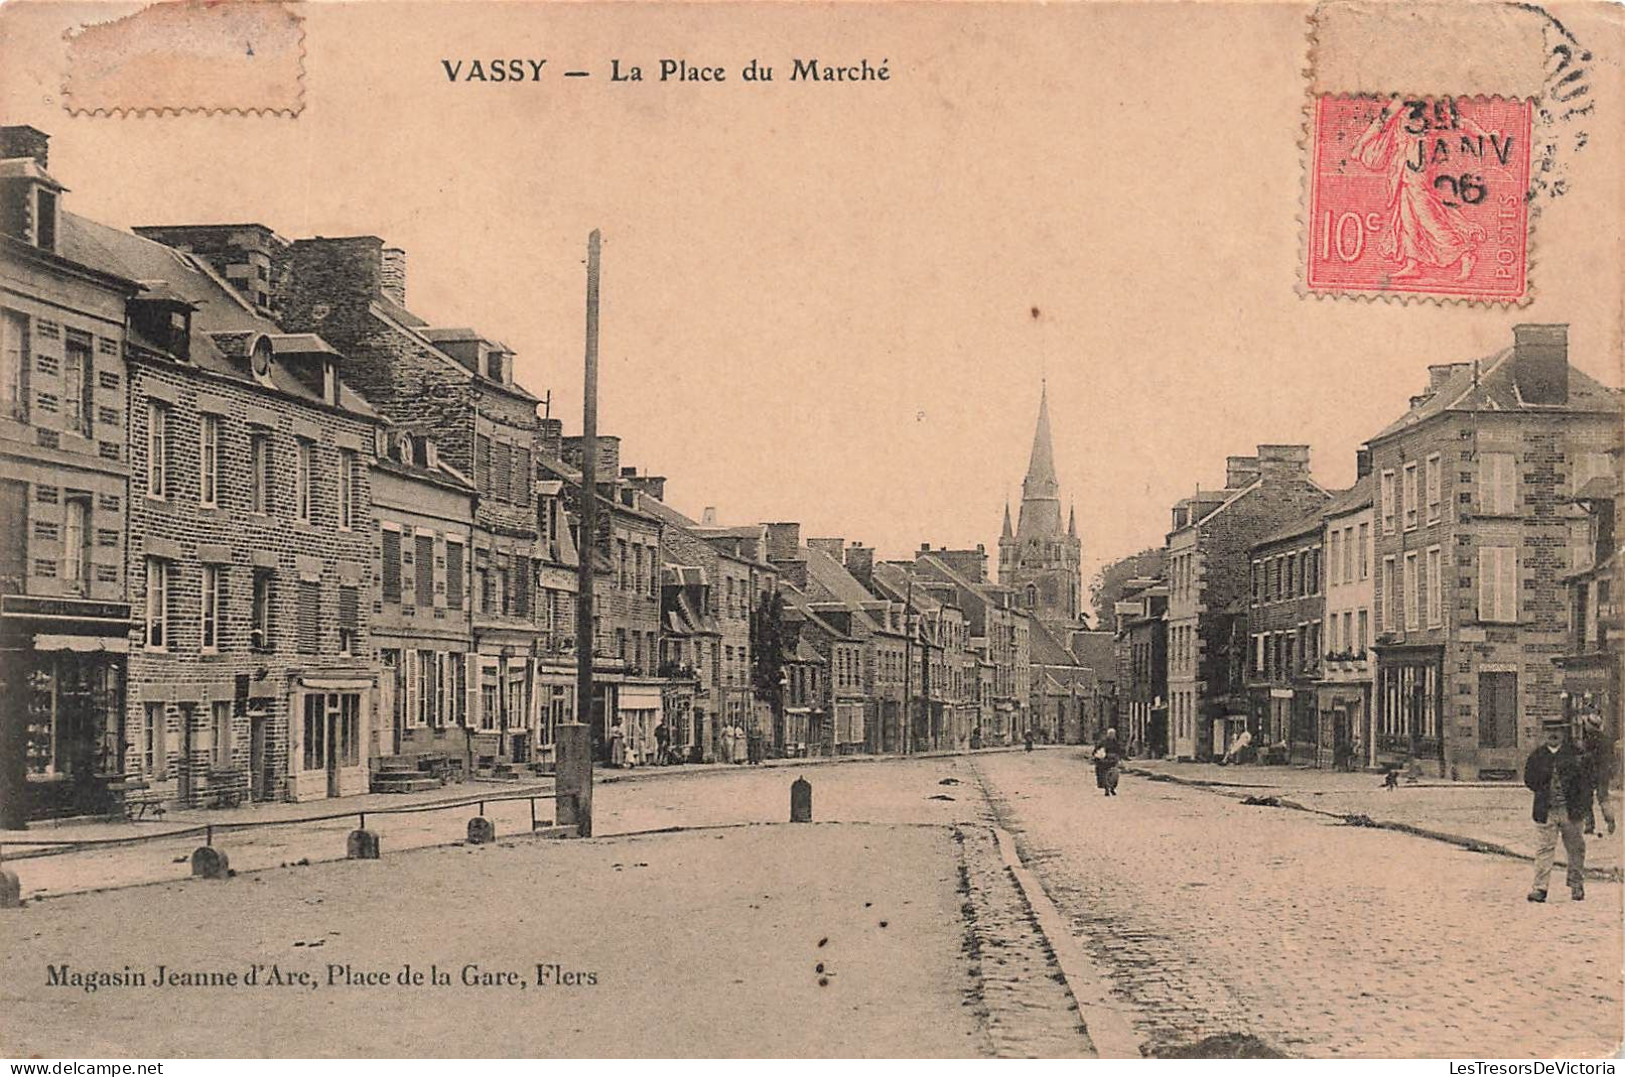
[
  {"left": 486, "top": 349, "right": 504, "bottom": 382},
  {"left": 322, "top": 360, "right": 337, "bottom": 406},
  {"left": 34, "top": 187, "right": 57, "bottom": 252}
]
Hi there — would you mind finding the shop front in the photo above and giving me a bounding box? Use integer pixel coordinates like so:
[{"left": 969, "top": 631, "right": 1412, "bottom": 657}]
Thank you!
[
  {"left": 1316, "top": 680, "right": 1372, "bottom": 771},
  {"left": 286, "top": 671, "right": 375, "bottom": 802},
  {"left": 0, "top": 594, "right": 131, "bottom": 825}
]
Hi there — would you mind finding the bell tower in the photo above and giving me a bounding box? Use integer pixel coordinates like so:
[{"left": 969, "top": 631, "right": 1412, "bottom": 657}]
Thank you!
[{"left": 998, "top": 384, "right": 1083, "bottom": 627}]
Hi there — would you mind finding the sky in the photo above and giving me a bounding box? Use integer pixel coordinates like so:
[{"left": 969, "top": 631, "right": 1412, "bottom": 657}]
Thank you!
[{"left": 3, "top": 1, "right": 1621, "bottom": 613}]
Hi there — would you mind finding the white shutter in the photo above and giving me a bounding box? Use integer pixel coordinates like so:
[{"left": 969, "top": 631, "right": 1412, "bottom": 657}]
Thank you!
[
  {"left": 404, "top": 649, "right": 420, "bottom": 727},
  {"left": 1381, "top": 471, "right": 1396, "bottom": 533},
  {"left": 1497, "top": 547, "right": 1518, "bottom": 623},
  {"left": 1482, "top": 453, "right": 1516, "bottom": 515},
  {"left": 464, "top": 653, "right": 479, "bottom": 728}
]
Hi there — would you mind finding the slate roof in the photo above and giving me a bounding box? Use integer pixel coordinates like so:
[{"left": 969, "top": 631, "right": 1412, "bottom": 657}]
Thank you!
[
  {"left": 60, "top": 213, "right": 380, "bottom": 421},
  {"left": 1371, "top": 347, "right": 1621, "bottom": 443}
]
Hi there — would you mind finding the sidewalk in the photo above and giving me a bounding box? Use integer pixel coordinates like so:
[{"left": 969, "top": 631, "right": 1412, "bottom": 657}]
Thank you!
[{"left": 1124, "top": 758, "right": 1623, "bottom": 879}]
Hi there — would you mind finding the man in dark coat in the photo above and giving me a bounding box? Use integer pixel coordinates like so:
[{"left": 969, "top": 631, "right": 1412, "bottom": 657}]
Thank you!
[{"left": 1523, "top": 721, "right": 1591, "bottom": 902}]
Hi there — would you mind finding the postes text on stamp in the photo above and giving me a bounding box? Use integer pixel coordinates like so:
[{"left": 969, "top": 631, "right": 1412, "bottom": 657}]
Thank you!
[{"left": 1306, "top": 95, "right": 1532, "bottom": 302}]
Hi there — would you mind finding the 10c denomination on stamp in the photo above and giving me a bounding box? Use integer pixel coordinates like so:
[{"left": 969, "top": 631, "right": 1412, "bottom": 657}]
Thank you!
[{"left": 1306, "top": 95, "right": 1533, "bottom": 302}]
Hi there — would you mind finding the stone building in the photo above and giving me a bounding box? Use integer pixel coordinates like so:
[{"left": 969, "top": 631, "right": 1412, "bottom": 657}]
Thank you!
[
  {"left": 0, "top": 127, "right": 140, "bottom": 824},
  {"left": 1555, "top": 462, "right": 1618, "bottom": 752},
  {"left": 1367, "top": 325, "right": 1623, "bottom": 779},
  {"left": 1113, "top": 578, "right": 1168, "bottom": 757},
  {"left": 1315, "top": 468, "right": 1377, "bottom": 770},
  {"left": 104, "top": 220, "right": 386, "bottom": 805},
  {"left": 369, "top": 429, "right": 476, "bottom": 782},
  {"left": 1246, "top": 506, "right": 1327, "bottom": 765},
  {"left": 1165, "top": 448, "right": 1329, "bottom": 761},
  {"left": 778, "top": 582, "right": 865, "bottom": 757},
  {"left": 999, "top": 385, "right": 1084, "bottom": 630},
  {"left": 913, "top": 550, "right": 1028, "bottom": 745}
]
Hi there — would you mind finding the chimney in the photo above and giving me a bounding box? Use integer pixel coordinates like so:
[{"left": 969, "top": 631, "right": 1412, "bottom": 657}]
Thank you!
[
  {"left": 537, "top": 417, "right": 563, "bottom": 459},
  {"left": 701, "top": 506, "right": 719, "bottom": 526},
  {"left": 765, "top": 522, "right": 802, "bottom": 563},
  {"left": 1257, "top": 444, "right": 1311, "bottom": 480},
  {"left": 1427, "top": 363, "right": 1471, "bottom": 395},
  {"left": 808, "top": 537, "right": 845, "bottom": 561},
  {"left": 1512, "top": 323, "right": 1569, "bottom": 405},
  {"left": 286, "top": 236, "right": 388, "bottom": 329},
  {"left": 845, "top": 543, "right": 875, "bottom": 588},
  {"left": 1225, "top": 455, "right": 1261, "bottom": 489},
  {"left": 0, "top": 125, "right": 49, "bottom": 168},
  {"left": 379, "top": 247, "right": 407, "bottom": 307},
  {"left": 1355, "top": 445, "right": 1372, "bottom": 479},
  {"left": 563, "top": 434, "right": 621, "bottom": 480},
  {"left": 622, "top": 472, "right": 667, "bottom": 502}
]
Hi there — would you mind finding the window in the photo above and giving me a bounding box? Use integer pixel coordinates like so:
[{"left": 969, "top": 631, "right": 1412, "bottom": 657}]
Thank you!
[
  {"left": 1425, "top": 546, "right": 1442, "bottom": 628},
  {"left": 251, "top": 570, "right": 273, "bottom": 651},
  {"left": 1402, "top": 463, "right": 1419, "bottom": 531},
  {"left": 297, "top": 580, "right": 320, "bottom": 653},
  {"left": 147, "top": 401, "right": 169, "bottom": 499},
  {"left": 1478, "top": 672, "right": 1518, "bottom": 749},
  {"left": 142, "top": 703, "right": 167, "bottom": 778},
  {"left": 1478, "top": 546, "right": 1518, "bottom": 623},
  {"left": 62, "top": 496, "right": 89, "bottom": 595},
  {"left": 1357, "top": 610, "right": 1368, "bottom": 652},
  {"left": 303, "top": 694, "right": 327, "bottom": 771},
  {"left": 200, "top": 564, "right": 222, "bottom": 652},
  {"left": 338, "top": 585, "right": 359, "bottom": 656},
  {"left": 250, "top": 433, "right": 271, "bottom": 514},
  {"left": 377, "top": 529, "right": 402, "bottom": 605},
  {"left": 35, "top": 188, "right": 57, "bottom": 251},
  {"left": 475, "top": 434, "right": 491, "bottom": 491},
  {"left": 199, "top": 413, "right": 219, "bottom": 506},
  {"left": 1403, "top": 552, "right": 1419, "bottom": 631},
  {"left": 514, "top": 447, "right": 531, "bottom": 506},
  {"left": 1480, "top": 452, "right": 1516, "bottom": 515},
  {"left": 338, "top": 449, "right": 356, "bottom": 530},
  {"left": 212, "top": 701, "right": 234, "bottom": 769},
  {"left": 1329, "top": 532, "right": 1342, "bottom": 589},
  {"left": 415, "top": 533, "right": 435, "bottom": 603},
  {"left": 1425, "top": 453, "right": 1442, "bottom": 523},
  {"left": 1380, "top": 470, "right": 1396, "bottom": 534},
  {"left": 446, "top": 540, "right": 464, "bottom": 610},
  {"left": 493, "top": 440, "right": 511, "bottom": 502},
  {"left": 617, "top": 540, "right": 628, "bottom": 590},
  {"left": 295, "top": 440, "right": 313, "bottom": 522},
  {"left": 64, "top": 331, "right": 92, "bottom": 437},
  {"left": 1358, "top": 522, "right": 1370, "bottom": 579},
  {"left": 144, "top": 557, "right": 169, "bottom": 649},
  {"left": 1, "top": 309, "right": 28, "bottom": 419}
]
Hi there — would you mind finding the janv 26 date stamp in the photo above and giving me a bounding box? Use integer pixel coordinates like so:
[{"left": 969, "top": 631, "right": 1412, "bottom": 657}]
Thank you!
[{"left": 1306, "top": 94, "right": 1533, "bottom": 301}]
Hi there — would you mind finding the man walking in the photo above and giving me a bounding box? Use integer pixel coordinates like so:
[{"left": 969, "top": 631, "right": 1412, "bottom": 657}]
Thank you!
[{"left": 1523, "top": 719, "right": 1591, "bottom": 903}]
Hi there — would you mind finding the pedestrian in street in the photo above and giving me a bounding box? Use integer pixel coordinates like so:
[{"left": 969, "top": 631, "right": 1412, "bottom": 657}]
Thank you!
[
  {"left": 1221, "top": 728, "right": 1252, "bottom": 767},
  {"left": 654, "top": 721, "right": 671, "bottom": 766},
  {"left": 1523, "top": 719, "right": 1591, "bottom": 903},
  {"left": 1578, "top": 713, "right": 1617, "bottom": 836},
  {"left": 1093, "top": 728, "right": 1122, "bottom": 797},
  {"left": 1024, "top": 726, "right": 1034, "bottom": 752},
  {"left": 608, "top": 717, "right": 627, "bottom": 768}
]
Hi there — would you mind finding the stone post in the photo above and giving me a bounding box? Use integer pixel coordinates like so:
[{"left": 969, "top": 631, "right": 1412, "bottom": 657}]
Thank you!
[
  {"left": 190, "top": 846, "right": 230, "bottom": 879},
  {"left": 555, "top": 722, "right": 593, "bottom": 837},
  {"left": 790, "top": 777, "right": 812, "bottom": 822}
]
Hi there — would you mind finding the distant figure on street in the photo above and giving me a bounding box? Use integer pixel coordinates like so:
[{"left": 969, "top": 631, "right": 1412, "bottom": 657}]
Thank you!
[
  {"left": 1523, "top": 720, "right": 1591, "bottom": 903},
  {"left": 1221, "top": 729, "right": 1252, "bottom": 767},
  {"left": 1024, "top": 727, "right": 1034, "bottom": 752},
  {"left": 608, "top": 718, "right": 627, "bottom": 768},
  {"left": 654, "top": 721, "right": 671, "bottom": 766},
  {"left": 1578, "top": 713, "right": 1617, "bottom": 836},
  {"left": 1093, "top": 728, "right": 1122, "bottom": 797}
]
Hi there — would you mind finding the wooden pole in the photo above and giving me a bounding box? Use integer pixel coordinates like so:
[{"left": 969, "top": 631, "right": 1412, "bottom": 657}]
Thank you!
[{"left": 565, "top": 229, "right": 602, "bottom": 838}]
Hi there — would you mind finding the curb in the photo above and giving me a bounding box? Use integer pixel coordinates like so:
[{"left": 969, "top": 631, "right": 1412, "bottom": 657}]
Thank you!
[{"left": 1123, "top": 766, "right": 1624, "bottom": 883}]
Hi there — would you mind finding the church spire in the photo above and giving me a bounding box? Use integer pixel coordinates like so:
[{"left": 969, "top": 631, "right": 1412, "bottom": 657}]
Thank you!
[
  {"left": 1068, "top": 501, "right": 1077, "bottom": 538},
  {"left": 1023, "top": 382, "right": 1059, "bottom": 501},
  {"left": 1002, "top": 499, "right": 1013, "bottom": 538}
]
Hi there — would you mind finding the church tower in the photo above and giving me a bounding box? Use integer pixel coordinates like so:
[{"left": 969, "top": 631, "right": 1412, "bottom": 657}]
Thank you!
[{"left": 998, "top": 385, "right": 1083, "bottom": 627}]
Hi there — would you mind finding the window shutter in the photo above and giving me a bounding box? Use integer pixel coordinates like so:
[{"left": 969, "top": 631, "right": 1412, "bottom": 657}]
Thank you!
[
  {"left": 464, "top": 652, "right": 479, "bottom": 728},
  {"left": 415, "top": 534, "right": 435, "bottom": 603},
  {"left": 381, "top": 530, "right": 401, "bottom": 603},
  {"left": 1498, "top": 547, "right": 1517, "bottom": 623},
  {"left": 297, "top": 581, "right": 320, "bottom": 653},
  {"left": 515, "top": 448, "right": 532, "bottom": 506},
  {"left": 475, "top": 434, "right": 492, "bottom": 492},
  {"left": 514, "top": 557, "right": 531, "bottom": 618},
  {"left": 494, "top": 441, "right": 512, "bottom": 502},
  {"left": 445, "top": 542, "right": 464, "bottom": 610},
  {"left": 404, "top": 649, "right": 419, "bottom": 728},
  {"left": 339, "top": 585, "right": 359, "bottom": 632}
]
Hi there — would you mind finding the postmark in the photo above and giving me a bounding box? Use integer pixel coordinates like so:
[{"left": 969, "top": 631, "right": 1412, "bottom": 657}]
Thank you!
[{"left": 1306, "top": 94, "right": 1532, "bottom": 301}]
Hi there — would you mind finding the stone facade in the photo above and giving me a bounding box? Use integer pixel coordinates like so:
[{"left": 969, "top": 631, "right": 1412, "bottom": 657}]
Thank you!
[
  {"left": 1368, "top": 325, "right": 1623, "bottom": 779},
  {"left": 1316, "top": 471, "right": 1377, "bottom": 770},
  {"left": 1245, "top": 509, "right": 1326, "bottom": 765}
]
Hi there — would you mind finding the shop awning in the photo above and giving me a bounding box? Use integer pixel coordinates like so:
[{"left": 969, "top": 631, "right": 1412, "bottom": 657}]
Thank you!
[{"left": 32, "top": 633, "right": 129, "bottom": 653}]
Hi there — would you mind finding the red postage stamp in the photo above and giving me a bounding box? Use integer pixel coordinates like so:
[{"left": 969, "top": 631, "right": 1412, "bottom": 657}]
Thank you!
[{"left": 1306, "top": 95, "right": 1533, "bottom": 301}]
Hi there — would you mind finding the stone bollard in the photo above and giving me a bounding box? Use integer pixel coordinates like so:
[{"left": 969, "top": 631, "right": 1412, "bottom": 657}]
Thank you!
[
  {"left": 554, "top": 722, "right": 593, "bottom": 838},
  {"left": 0, "top": 867, "right": 20, "bottom": 908},
  {"left": 790, "top": 777, "right": 812, "bottom": 823},
  {"left": 190, "top": 846, "right": 230, "bottom": 879},
  {"left": 346, "top": 829, "right": 380, "bottom": 859},
  {"left": 467, "top": 816, "right": 496, "bottom": 845}
]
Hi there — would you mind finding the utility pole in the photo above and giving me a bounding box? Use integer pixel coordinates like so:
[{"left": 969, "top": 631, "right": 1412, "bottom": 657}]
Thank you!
[{"left": 559, "top": 230, "right": 601, "bottom": 838}]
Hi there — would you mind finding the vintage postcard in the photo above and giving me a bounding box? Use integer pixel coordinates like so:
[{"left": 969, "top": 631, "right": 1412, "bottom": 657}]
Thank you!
[{"left": 0, "top": 0, "right": 1621, "bottom": 1063}]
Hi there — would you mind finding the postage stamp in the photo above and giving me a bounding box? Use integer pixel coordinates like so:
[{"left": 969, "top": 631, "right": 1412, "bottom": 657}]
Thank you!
[{"left": 1305, "top": 94, "right": 1533, "bottom": 302}]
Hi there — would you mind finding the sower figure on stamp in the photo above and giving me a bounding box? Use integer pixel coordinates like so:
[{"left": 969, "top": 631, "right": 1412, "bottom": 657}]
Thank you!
[
  {"left": 1350, "top": 97, "right": 1488, "bottom": 282},
  {"left": 1523, "top": 718, "right": 1591, "bottom": 903}
]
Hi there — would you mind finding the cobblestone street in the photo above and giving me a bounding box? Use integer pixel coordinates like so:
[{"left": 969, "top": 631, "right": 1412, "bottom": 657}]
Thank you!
[{"left": 4, "top": 750, "right": 1622, "bottom": 1057}]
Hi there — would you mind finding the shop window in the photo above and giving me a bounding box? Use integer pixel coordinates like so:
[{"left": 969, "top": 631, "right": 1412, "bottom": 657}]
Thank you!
[{"left": 212, "top": 700, "right": 234, "bottom": 769}]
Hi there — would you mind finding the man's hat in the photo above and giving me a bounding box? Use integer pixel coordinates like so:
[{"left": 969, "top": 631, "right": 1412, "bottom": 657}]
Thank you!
[{"left": 1541, "top": 716, "right": 1569, "bottom": 730}]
